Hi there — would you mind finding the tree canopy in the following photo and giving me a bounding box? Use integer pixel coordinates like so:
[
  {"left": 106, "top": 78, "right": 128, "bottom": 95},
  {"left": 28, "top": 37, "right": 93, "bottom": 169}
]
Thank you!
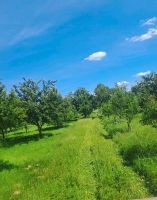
[{"left": 0, "top": 73, "right": 157, "bottom": 140}]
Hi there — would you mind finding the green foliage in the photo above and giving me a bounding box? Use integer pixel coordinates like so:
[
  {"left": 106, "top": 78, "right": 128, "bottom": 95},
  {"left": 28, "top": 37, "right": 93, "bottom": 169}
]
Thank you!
[
  {"left": 0, "top": 82, "right": 8, "bottom": 139},
  {"left": 100, "top": 88, "right": 139, "bottom": 132},
  {"left": 113, "top": 117, "right": 157, "bottom": 195},
  {"left": 94, "top": 83, "right": 110, "bottom": 107},
  {"left": 132, "top": 73, "right": 157, "bottom": 128},
  {"left": 14, "top": 79, "right": 55, "bottom": 136},
  {"left": 0, "top": 76, "right": 156, "bottom": 199},
  {"left": 120, "top": 92, "right": 138, "bottom": 131},
  {"left": 6, "top": 90, "right": 26, "bottom": 131},
  {"left": 132, "top": 72, "right": 157, "bottom": 107},
  {"left": 90, "top": 110, "right": 99, "bottom": 119},
  {"left": 100, "top": 101, "right": 113, "bottom": 118},
  {"left": 0, "top": 79, "right": 81, "bottom": 139},
  {"left": 46, "top": 87, "right": 64, "bottom": 127},
  {"left": 73, "top": 88, "right": 93, "bottom": 118},
  {"left": 61, "top": 97, "right": 79, "bottom": 122},
  {"left": 134, "top": 157, "right": 157, "bottom": 195},
  {"left": 101, "top": 116, "right": 127, "bottom": 138},
  {"left": 142, "top": 96, "right": 157, "bottom": 128},
  {"left": 0, "top": 85, "right": 25, "bottom": 139}
]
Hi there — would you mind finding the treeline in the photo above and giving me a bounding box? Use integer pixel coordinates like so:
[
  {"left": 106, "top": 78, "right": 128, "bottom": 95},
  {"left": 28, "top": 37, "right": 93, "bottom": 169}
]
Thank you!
[
  {"left": 99, "top": 73, "right": 157, "bottom": 135},
  {"left": 0, "top": 73, "right": 157, "bottom": 139}
]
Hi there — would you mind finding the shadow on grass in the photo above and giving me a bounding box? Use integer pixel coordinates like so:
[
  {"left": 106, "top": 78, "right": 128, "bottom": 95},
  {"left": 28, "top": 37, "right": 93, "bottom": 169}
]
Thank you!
[
  {"left": 0, "top": 123, "right": 72, "bottom": 148},
  {"left": 0, "top": 160, "right": 17, "bottom": 172},
  {"left": 100, "top": 126, "right": 128, "bottom": 139},
  {"left": 100, "top": 132, "right": 112, "bottom": 139},
  {"left": 0, "top": 132, "right": 55, "bottom": 148},
  {"left": 42, "top": 124, "right": 69, "bottom": 131},
  {"left": 121, "top": 144, "right": 157, "bottom": 196},
  {"left": 121, "top": 144, "right": 157, "bottom": 165}
]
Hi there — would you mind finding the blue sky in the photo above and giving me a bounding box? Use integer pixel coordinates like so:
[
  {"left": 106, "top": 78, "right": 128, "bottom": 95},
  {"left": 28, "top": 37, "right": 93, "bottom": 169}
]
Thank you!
[{"left": 0, "top": 0, "right": 157, "bottom": 94}]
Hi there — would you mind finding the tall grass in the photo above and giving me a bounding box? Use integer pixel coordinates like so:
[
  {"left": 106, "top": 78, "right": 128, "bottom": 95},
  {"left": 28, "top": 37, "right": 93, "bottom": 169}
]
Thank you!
[
  {"left": 0, "top": 119, "right": 149, "bottom": 200},
  {"left": 113, "top": 115, "right": 157, "bottom": 195}
]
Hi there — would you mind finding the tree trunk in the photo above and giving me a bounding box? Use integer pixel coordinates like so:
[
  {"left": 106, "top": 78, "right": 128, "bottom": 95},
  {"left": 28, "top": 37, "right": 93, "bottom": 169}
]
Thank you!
[
  {"left": 2, "top": 130, "right": 5, "bottom": 140},
  {"left": 127, "top": 121, "right": 131, "bottom": 132},
  {"left": 25, "top": 124, "right": 28, "bottom": 134},
  {"left": 113, "top": 116, "right": 117, "bottom": 124},
  {"left": 37, "top": 125, "right": 42, "bottom": 138}
]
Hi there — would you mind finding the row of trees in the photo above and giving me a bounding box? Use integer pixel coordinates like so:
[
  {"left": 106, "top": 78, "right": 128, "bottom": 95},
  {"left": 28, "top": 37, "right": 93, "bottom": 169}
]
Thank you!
[
  {"left": 100, "top": 73, "right": 157, "bottom": 132},
  {"left": 132, "top": 73, "right": 157, "bottom": 127},
  {"left": 0, "top": 79, "right": 95, "bottom": 139},
  {"left": 0, "top": 73, "right": 157, "bottom": 139}
]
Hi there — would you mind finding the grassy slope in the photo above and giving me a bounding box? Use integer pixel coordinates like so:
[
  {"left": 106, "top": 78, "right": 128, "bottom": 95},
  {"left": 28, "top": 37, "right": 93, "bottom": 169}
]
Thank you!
[{"left": 0, "top": 119, "right": 149, "bottom": 200}]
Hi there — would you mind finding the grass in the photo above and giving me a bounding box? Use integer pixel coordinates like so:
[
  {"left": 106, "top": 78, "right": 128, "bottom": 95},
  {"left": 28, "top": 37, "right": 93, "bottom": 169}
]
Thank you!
[
  {"left": 0, "top": 118, "right": 151, "bottom": 200},
  {"left": 112, "top": 115, "right": 157, "bottom": 196}
]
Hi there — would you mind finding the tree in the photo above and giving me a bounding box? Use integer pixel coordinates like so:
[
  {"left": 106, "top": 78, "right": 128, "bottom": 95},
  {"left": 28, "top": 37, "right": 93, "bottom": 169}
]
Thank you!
[
  {"left": 101, "top": 88, "right": 138, "bottom": 131},
  {"left": 121, "top": 93, "right": 139, "bottom": 131},
  {"left": 6, "top": 90, "right": 26, "bottom": 132},
  {"left": 0, "top": 83, "right": 8, "bottom": 139},
  {"left": 132, "top": 73, "right": 157, "bottom": 128},
  {"left": 14, "top": 79, "right": 55, "bottom": 136},
  {"left": 0, "top": 86, "right": 26, "bottom": 140},
  {"left": 100, "top": 101, "right": 113, "bottom": 118},
  {"left": 61, "top": 97, "right": 78, "bottom": 122},
  {"left": 46, "top": 87, "right": 64, "bottom": 127},
  {"left": 132, "top": 73, "right": 157, "bottom": 108},
  {"left": 142, "top": 96, "right": 157, "bottom": 128},
  {"left": 94, "top": 84, "right": 110, "bottom": 107},
  {"left": 73, "top": 88, "right": 93, "bottom": 118}
]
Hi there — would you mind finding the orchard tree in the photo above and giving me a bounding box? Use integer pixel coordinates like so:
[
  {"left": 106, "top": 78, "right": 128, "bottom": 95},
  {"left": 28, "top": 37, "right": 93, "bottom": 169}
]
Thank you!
[
  {"left": 112, "top": 88, "right": 138, "bottom": 131},
  {"left": 0, "top": 83, "right": 8, "bottom": 139},
  {"left": 0, "top": 86, "right": 26, "bottom": 139},
  {"left": 6, "top": 90, "right": 26, "bottom": 132},
  {"left": 132, "top": 73, "right": 157, "bottom": 107},
  {"left": 132, "top": 73, "right": 157, "bottom": 128},
  {"left": 61, "top": 97, "right": 78, "bottom": 122},
  {"left": 46, "top": 87, "right": 64, "bottom": 127},
  {"left": 14, "top": 79, "right": 55, "bottom": 137},
  {"left": 94, "top": 84, "right": 110, "bottom": 107},
  {"left": 73, "top": 88, "right": 93, "bottom": 118},
  {"left": 100, "top": 101, "right": 113, "bottom": 119},
  {"left": 102, "top": 88, "right": 139, "bottom": 131},
  {"left": 121, "top": 93, "right": 138, "bottom": 131},
  {"left": 142, "top": 96, "right": 157, "bottom": 128}
]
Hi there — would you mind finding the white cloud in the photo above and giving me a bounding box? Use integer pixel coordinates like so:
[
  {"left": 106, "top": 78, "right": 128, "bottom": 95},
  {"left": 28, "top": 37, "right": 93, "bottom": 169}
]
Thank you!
[
  {"left": 127, "top": 28, "right": 157, "bottom": 42},
  {"left": 142, "top": 17, "right": 157, "bottom": 26},
  {"left": 136, "top": 70, "right": 151, "bottom": 77},
  {"left": 117, "top": 81, "right": 129, "bottom": 87},
  {"left": 85, "top": 51, "right": 107, "bottom": 61}
]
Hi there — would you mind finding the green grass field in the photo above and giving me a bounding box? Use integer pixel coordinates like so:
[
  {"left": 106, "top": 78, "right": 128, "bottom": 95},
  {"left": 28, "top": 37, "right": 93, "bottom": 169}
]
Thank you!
[
  {"left": 0, "top": 118, "right": 156, "bottom": 200},
  {"left": 113, "top": 116, "right": 157, "bottom": 196}
]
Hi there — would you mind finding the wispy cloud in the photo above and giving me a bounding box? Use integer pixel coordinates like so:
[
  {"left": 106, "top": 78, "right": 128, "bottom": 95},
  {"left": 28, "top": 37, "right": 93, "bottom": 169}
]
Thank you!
[
  {"left": 8, "top": 24, "right": 50, "bottom": 45},
  {"left": 135, "top": 70, "right": 151, "bottom": 77},
  {"left": 0, "top": 0, "right": 107, "bottom": 48},
  {"left": 116, "top": 81, "right": 129, "bottom": 87},
  {"left": 84, "top": 51, "right": 107, "bottom": 61},
  {"left": 142, "top": 17, "right": 157, "bottom": 26},
  {"left": 126, "top": 28, "right": 157, "bottom": 42}
]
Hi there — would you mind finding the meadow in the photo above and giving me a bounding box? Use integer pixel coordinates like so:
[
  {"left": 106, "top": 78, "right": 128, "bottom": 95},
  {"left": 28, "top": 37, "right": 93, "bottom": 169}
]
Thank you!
[{"left": 0, "top": 117, "right": 156, "bottom": 200}]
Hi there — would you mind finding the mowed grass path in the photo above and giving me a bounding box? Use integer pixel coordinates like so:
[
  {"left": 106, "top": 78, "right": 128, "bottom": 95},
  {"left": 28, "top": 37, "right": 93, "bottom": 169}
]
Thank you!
[{"left": 0, "top": 119, "right": 149, "bottom": 200}]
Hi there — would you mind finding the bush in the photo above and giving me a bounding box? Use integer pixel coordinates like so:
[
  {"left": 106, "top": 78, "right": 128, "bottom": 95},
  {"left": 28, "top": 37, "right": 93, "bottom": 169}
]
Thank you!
[{"left": 101, "top": 116, "right": 127, "bottom": 138}]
